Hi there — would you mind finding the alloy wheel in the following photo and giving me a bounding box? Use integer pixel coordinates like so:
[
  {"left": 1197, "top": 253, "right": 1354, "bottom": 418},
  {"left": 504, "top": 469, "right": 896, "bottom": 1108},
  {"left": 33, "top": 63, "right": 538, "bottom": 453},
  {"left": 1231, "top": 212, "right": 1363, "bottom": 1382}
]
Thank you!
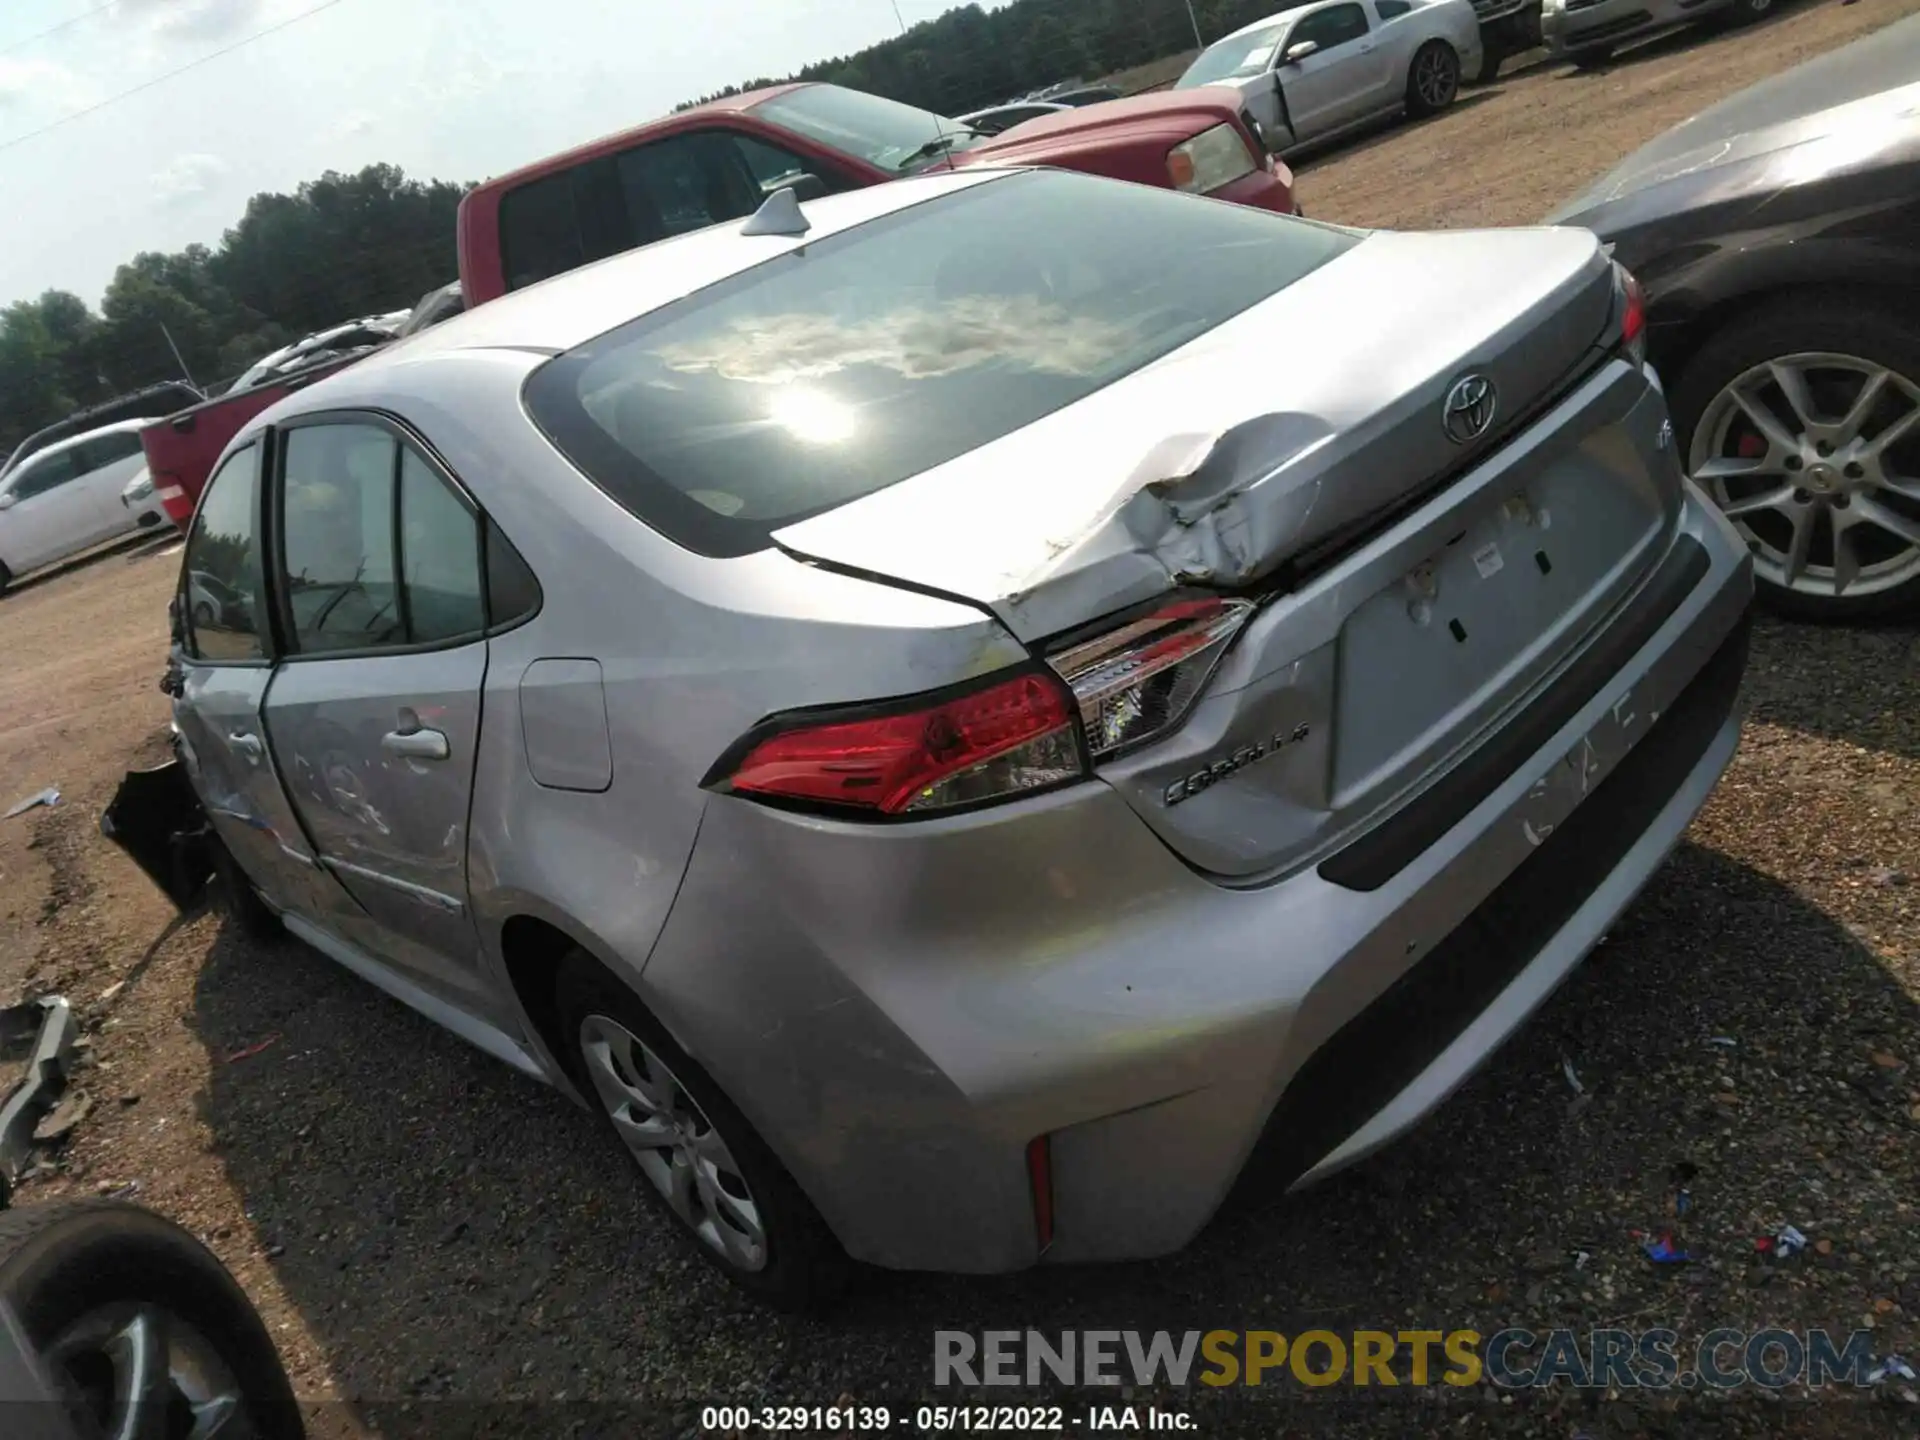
[
  {"left": 1416, "top": 48, "right": 1457, "bottom": 109},
  {"left": 48, "top": 1302, "right": 246, "bottom": 1439},
  {"left": 579, "top": 1014, "right": 769, "bottom": 1272},
  {"left": 1691, "top": 351, "right": 1920, "bottom": 601}
]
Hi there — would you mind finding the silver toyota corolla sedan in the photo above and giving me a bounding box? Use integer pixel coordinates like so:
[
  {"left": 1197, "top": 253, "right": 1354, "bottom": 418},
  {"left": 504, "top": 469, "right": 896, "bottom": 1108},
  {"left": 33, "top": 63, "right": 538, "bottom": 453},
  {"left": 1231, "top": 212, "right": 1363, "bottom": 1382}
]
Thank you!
[{"left": 107, "top": 167, "right": 1752, "bottom": 1309}]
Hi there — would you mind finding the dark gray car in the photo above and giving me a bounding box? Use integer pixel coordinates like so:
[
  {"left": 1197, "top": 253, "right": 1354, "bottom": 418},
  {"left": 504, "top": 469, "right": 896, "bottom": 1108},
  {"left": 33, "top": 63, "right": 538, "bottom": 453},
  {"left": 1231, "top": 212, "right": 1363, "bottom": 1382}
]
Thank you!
[{"left": 1553, "top": 13, "right": 1920, "bottom": 618}]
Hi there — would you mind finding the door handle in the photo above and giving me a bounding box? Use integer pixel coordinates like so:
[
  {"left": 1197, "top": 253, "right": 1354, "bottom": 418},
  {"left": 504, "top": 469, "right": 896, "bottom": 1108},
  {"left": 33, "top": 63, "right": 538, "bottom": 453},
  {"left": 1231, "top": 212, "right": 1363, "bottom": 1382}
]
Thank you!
[
  {"left": 382, "top": 727, "right": 450, "bottom": 761},
  {"left": 228, "top": 731, "right": 264, "bottom": 761}
]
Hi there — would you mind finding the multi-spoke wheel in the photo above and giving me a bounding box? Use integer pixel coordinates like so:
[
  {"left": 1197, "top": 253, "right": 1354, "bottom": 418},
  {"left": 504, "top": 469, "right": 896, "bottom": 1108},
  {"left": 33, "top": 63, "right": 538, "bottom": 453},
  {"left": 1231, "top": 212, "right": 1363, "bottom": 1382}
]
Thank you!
[
  {"left": 578, "top": 1015, "right": 769, "bottom": 1273},
  {"left": 555, "top": 952, "right": 848, "bottom": 1310},
  {"left": 1406, "top": 42, "right": 1461, "bottom": 118},
  {"left": 1673, "top": 294, "right": 1920, "bottom": 620},
  {"left": 0, "top": 1201, "right": 304, "bottom": 1440}
]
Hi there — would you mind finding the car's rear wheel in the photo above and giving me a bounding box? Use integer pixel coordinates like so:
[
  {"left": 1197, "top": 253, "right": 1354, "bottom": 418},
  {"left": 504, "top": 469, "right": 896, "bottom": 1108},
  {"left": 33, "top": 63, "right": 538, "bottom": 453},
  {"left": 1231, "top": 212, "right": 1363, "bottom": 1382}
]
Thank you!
[
  {"left": 1406, "top": 41, "right": 1461, "bottom": 116},
  {"left": 0, "top": 1200, "right": 304, "bottom": 1440},
  {"left": 1672, "top": 292, "right": 1920, "bottom": 622},
  {"left": 1472, "top": 46, "right": 1505, "bottom": 85},
  {"left": 211, "top": 840, "right": 282, "bottom": 940},
  {"left": 554, "top": 952, "right": 849, "bottom": 1311},
  {"left": 1571, "top": 46, "right": 1613, "bottom": 69},
  {"left": 1726, "top": 0, "right": 1776, "bottom": 22},
  {"left": 0, "top": 560, "right": 12, "bottom": 594}
]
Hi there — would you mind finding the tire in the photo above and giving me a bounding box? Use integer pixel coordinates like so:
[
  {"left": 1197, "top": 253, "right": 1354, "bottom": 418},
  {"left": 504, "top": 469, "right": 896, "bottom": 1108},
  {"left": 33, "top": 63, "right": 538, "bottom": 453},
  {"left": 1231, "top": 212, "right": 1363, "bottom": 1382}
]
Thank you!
[
  {"left": 192, "top": 600, "right": 216, "bottom": 629},
  {"left": 1571, "top": 46, "right": 1613, "bottom": 69},
  {"left": 1406, "top": 41, "right": 1461, "bottom": 117},
  {"left": 0, "top": 1200, "right": 304, "bottom": 1440},
  {"left": 212, "top": 838, "right": 283, "bottom": 939},
  {"left": 1671, "top": 290, "right": 1920, "bottom": 622},
  {"left": 1725, "top": 0, "right": 1776, "bottom": 22},
  {"left": 0, "top": 560, "right": 11, "bottom": 595},
  {"left": 554, "top": 951, "right": 850, "bottom": 1311},
  {"left": 1472, "top": 46, "right": 1505, "bottom": 85}
]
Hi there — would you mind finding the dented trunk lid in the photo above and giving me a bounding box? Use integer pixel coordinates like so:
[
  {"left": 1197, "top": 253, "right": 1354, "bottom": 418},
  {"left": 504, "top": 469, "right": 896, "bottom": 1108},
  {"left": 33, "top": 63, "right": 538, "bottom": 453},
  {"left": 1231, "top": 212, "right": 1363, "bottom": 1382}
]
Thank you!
[{"left": 773, "top": 226, "right": 1620, "bottom": 643}]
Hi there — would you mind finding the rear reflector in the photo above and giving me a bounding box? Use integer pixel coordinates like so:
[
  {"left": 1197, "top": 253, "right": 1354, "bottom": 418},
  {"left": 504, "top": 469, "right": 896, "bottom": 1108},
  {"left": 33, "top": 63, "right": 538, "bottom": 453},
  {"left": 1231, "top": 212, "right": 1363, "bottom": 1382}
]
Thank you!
[
  {"left": 716, "top": 670, "right": 1082, "bottom": 816},
  {"left": 1026, "top": 1135, "right": 1054, "bottom": 1250}
]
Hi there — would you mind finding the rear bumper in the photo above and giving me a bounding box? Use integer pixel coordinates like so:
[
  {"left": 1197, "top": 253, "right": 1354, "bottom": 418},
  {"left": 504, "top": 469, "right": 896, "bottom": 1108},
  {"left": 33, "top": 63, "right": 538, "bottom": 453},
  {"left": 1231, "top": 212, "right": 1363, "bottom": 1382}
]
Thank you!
[
  {"left": 1542, "top": 0, "right": 1720, "bottom": 53},
  {"left": 638, "top": 474, "right": 1751, "bottom": 1272}
]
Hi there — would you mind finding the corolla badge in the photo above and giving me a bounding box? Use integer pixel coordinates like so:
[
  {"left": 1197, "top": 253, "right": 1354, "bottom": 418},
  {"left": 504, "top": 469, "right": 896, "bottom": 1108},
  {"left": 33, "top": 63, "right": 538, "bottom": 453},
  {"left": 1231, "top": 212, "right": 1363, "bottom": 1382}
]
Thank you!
[
  {"left": 1163, "top": 722, "right": 1311, "bottom": 806},
  {"left": 1442, "top": 374, "right": 1498, "bottom": 445}
]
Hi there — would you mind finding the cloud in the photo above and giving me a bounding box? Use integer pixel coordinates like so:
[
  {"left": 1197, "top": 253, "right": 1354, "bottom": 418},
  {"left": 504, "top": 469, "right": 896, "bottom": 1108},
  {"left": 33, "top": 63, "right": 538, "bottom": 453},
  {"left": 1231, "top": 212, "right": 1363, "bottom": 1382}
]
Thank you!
[
  {"left": 152, "top": 151, "right": 230, "bottom": 204},
  {"left": 0, "top": 56, "right": 97, "bottom": 113},
  {"left": 120, "top": 0, "right": 270, "bottom": 44}
]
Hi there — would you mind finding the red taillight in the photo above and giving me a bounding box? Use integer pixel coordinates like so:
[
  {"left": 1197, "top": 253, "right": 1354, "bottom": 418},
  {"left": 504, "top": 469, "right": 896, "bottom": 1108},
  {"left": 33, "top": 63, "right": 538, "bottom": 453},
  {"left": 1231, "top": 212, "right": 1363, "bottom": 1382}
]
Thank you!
[
  {"left": 1026, "top": 1135, "right": 1054, "bottom": 1251},
  {"left": 1050, "top": 595, "right": 1254, "bottom": 760},
  {"left": 716, "top": 670, "right": 1083, "bottom": 816},
  {"left": 1616, "top": 264, "right": 1647, "bottom": 366}
]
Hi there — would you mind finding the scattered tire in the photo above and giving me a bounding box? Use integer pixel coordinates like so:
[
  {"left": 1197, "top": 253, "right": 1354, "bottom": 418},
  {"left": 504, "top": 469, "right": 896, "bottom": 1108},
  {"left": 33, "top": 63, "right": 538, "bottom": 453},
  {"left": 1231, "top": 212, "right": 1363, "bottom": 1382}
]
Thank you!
[
  {"left": 554, "top": 950, "right": 850, "bottom": 1311},
  {"left": 1407, "top": 41, "right": 1462, "bottom": 117},
  {"left": 0, "top": 1200, "right": 305, "bottom": 1440},
  {"left": 1671, "top": 290, "right": 1920, "bottom": 622}
]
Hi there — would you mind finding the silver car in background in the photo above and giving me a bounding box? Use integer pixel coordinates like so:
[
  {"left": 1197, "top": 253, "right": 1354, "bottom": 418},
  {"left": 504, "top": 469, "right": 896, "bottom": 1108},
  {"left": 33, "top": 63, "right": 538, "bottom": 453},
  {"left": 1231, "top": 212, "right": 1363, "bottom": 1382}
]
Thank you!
[
  {"left": 111, "top": 167, "right": 1751, "bottom": 1309},
  {"left": 1177, "top": 0, "right": 1483, "bottom": 154},
  {"left": 1543, "top": 0, "right": 1783, "bottom": 68}
]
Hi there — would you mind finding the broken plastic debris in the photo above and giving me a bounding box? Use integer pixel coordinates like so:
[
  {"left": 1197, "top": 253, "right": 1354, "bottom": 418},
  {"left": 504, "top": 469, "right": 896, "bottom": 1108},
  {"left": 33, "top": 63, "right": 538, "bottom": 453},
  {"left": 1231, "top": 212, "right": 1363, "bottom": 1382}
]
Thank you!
[
  {"left": 1639, "top": 1231, "right": 1692, "bottom": 1264},
  {"left": 3, "top": 787, "right": 59, "bottom": 819},
  {"left": 1707, "top": 1036, "right": 1738, "bottom": 1048},
  {"left": 1561, "top": 1057, "right": 1584, "bottom": 1094},
  {"left": 1776, "top": 1224, "right": 1808, "bottom": 1257},
  {"left": 1867, "top": 1355, "right": 1916, "bottom": 1385},
  {"left": 223, "top": 1033, "right": 280, "bottom": 1064},
  {"left": 1675, "top": 1188, "right": 1694, "bottom": 1217},
  {"left": 1573, "top": 1249, "right": 1592, "bottom": 1271}
]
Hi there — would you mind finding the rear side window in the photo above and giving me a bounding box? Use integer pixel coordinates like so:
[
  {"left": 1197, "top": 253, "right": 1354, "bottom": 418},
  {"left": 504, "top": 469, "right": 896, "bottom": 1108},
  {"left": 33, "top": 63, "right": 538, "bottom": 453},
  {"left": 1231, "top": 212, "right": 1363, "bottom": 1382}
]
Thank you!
[
  {"left": 524, "top": 170, "right": 1357, "bottom": 558},
  {"left": 273, "top": 418, "right": 525, "bottom": 654},
  {"left": 184, "top": 445, "right": 265, "bottom": 663},
  {"left": 76, "top": 432, "right": 145, "bottom": 473},
  {"left": 1375, "top": 0, "right": 1411, "bottom": 17}
]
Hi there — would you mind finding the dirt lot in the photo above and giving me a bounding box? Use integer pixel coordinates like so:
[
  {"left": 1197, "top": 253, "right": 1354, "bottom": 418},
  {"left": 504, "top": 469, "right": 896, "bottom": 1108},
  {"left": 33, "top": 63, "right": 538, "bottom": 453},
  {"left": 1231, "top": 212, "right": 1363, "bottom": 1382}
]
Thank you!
[{"left": 4, "top": 3, "right": 1920, "bottom": 1436}]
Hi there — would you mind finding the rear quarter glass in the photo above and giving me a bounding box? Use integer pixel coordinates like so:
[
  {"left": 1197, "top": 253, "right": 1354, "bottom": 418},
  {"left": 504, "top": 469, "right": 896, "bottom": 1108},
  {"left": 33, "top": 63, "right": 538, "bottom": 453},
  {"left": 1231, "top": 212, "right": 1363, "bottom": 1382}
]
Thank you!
[{"left": 523, "top": 169, "right": 1357, "bottom": 558}]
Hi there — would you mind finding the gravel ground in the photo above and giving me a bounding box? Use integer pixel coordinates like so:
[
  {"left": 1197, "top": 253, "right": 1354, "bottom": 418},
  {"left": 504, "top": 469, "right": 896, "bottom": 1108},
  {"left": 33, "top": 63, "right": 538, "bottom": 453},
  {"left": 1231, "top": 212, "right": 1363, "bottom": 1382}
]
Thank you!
[{"left": 4, "top": 4, "right": 1920, "bottom": 1437}]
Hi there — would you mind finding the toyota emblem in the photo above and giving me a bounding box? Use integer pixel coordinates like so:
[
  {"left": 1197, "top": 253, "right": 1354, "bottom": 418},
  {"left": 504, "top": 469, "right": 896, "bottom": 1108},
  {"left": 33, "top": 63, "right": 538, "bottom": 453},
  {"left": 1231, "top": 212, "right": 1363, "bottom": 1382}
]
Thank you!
[{"left": 1442, "top": 374, "right": 1498, "bottom": 445}]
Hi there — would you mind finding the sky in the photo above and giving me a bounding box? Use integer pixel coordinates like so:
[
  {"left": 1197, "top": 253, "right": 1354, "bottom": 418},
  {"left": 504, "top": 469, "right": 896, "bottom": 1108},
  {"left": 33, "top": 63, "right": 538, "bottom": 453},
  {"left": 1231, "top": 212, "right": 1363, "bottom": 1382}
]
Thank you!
[{"left": 0, "top": 0, "right": 1013, "bottom": 310}]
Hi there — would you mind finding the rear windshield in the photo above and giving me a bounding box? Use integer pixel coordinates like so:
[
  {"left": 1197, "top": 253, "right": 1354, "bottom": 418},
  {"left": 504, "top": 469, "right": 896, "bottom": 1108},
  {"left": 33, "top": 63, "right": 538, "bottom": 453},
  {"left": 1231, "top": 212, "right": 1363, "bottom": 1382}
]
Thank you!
[
  {"left": 751, "top": 85, "right": 986, "bottom": 174},
  {"left": 524, "top": 169, "right": 1357, "bottom": 557}
]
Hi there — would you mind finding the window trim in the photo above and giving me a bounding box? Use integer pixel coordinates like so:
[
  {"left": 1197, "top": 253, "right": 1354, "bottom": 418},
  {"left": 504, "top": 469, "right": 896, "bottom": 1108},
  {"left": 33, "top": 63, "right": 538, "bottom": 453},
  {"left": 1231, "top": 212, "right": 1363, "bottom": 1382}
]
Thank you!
[
  {"left": 264, "top": 409, "right": 539, "bottom": 666},
  {"left": 179, "top": 441, "right": 273, "bottom": 669}
]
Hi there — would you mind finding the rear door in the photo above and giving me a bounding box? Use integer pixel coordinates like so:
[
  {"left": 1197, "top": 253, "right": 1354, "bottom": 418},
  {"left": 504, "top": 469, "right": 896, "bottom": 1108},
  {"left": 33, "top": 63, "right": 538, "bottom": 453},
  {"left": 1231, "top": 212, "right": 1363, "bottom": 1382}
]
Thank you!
[
  {"left": 1278, "top": 3, "right": 1390, "bottom": 140},
  {"left": 172, "top": 444, "right": 343, "bottom": 921},
  {"left": 259, "top": 415, "right": 495, "bottom": 1012},
  {"left": 73, "top": 431, "right": 149, "bottom": 540}
]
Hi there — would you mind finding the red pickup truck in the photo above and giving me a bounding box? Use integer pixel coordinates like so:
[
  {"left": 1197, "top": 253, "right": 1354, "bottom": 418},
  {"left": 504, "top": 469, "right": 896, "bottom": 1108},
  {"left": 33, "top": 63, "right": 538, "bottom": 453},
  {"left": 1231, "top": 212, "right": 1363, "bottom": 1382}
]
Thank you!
[
  {"left": 457, "top": 82, "right": 1297, "bottom": 303},
  {"left": 148, "top": 83, "right": 1294, "bottom": 526}
]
